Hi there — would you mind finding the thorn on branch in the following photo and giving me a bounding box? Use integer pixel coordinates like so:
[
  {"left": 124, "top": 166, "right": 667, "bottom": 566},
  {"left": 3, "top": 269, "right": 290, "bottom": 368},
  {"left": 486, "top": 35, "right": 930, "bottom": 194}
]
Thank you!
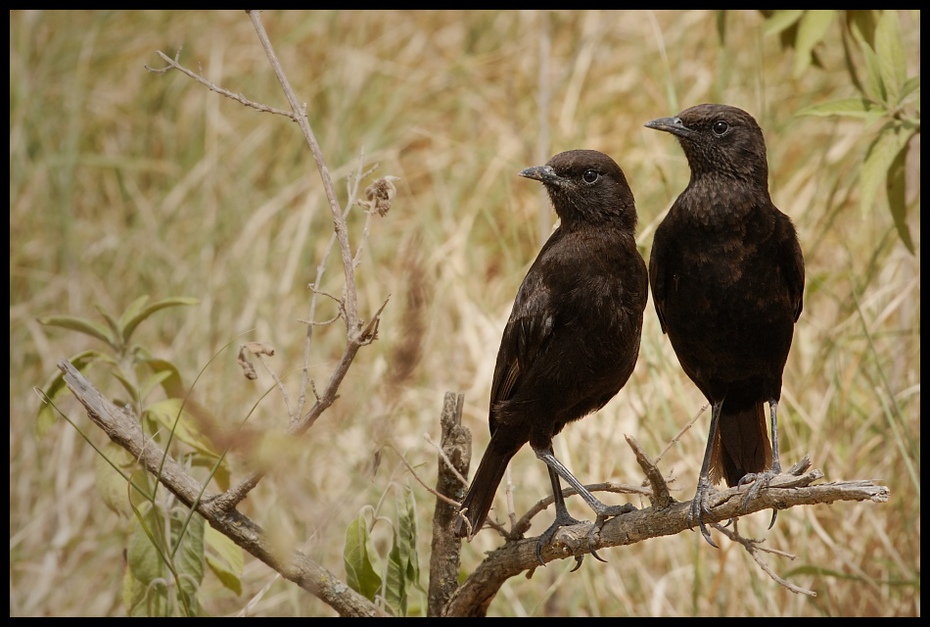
[
  {"left": 356, "top": 296, "right": 390, "bottom": 345},
  {"left": 626, "top": 434, "right": 674, "bottom": 509}
]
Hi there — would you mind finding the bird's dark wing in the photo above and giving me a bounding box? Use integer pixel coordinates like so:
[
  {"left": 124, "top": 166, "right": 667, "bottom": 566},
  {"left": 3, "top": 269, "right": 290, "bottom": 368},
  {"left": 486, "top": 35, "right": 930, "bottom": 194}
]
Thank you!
[
  {"left": 774, "top": 213, "right": 805, "bottom": 322},
  {"left": 488, "top": 257, "right": 556, "bottom": 435},
  {"left": 648, "top": 216, "right": 674, "bottom": 335}
]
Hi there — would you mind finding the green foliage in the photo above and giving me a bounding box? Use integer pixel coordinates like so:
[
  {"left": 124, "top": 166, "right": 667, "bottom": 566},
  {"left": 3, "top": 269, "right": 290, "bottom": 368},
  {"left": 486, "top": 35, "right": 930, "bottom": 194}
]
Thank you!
[
  {"left": 123, "top": 502, "right": 206, "bottom": 616},
  {"left": 343, "top": 486, "right": 423, "bottom": 616},
  {"left": 204, "top": 523, "right": 245, "bottom": 597},
  {"left": 36, "top": 296, "right": 199, "bottom": 426},
  {"left": 765, "top": 10, "right": 920, "bottom": 254},
  {"left": 343, "top": 513, "right": 384, "bottom": 603},
  {"left": 35, "top": 350, "right": 105, "bottom": 438},
  {"left": 34, "top": 295, "right": 243, "bottom": 614}
]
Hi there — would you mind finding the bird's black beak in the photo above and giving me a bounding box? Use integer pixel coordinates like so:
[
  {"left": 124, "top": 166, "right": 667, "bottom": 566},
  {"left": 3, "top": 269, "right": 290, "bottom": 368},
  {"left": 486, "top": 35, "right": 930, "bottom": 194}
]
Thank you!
[
  {"left": 645, "top": 116, "right": 694, "bottom": 139},
  {"left": 519, "top": 164, "right": 561, "bottom": 185}
]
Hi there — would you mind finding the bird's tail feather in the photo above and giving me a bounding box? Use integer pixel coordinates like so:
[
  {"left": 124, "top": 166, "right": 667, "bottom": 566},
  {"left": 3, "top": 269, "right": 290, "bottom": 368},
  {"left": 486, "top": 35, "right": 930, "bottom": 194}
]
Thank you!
[
  {"left": 454, "top": 446, "right": 514, "bottom": 538},
  {"left": 709, "top": 401, "right": 772, "bottom": 487}
]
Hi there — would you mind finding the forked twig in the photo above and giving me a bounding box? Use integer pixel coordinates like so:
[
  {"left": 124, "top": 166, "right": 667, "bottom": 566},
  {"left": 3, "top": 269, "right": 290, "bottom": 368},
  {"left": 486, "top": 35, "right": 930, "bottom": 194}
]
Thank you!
[{"left": 713, "top": 521, "right": 817, "bottom": 596}]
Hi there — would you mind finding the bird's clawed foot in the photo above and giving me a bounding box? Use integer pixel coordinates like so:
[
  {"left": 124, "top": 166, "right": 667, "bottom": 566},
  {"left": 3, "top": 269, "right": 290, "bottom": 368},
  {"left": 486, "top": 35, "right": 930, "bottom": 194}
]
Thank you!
[
  {"left": 738, "top": 467, "right": 781, "bottom": 529},
  {"left": 535, "top": 509, "right": 587, "bottom": 565},
  {"left": 688, "top": 476, "right": 719, "bottom": 548},
  {"left": 535, "top": 503, "right": 636, "bottom": 568},
  {"left": 584, "top": 503, "right": 636, "bottom": 564}
]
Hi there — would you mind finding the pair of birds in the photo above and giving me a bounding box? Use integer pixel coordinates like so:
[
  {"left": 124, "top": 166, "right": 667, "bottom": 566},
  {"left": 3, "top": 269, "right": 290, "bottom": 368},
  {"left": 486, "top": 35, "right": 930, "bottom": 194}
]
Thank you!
[{"left": 453, "top": 103, "right": 806, "bottom": 560}]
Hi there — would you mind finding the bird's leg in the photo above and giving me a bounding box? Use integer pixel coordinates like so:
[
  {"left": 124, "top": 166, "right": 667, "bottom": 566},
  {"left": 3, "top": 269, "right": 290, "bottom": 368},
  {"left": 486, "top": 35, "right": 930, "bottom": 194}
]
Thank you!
[
  {"left": 737, "top": 399, "right": 782, "bottom": 528},
  {"left": 534, "top": 466, "right": 588, "bottom": 565},
  {"left": 533, "top": 445, "right": 635, "bottom": 564},
  {"left": 691, "top": 400, "right": 723, "bottom": 548}
]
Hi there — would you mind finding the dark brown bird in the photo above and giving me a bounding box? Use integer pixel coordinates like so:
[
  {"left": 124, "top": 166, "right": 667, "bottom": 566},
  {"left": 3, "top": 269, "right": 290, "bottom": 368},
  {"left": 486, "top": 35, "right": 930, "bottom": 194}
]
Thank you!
[
  {"left": 645, "top": 104, "right": 805, "bottom": 546},
  {"left": 454, "top": 149, "right": 648, "bottom": 563}
]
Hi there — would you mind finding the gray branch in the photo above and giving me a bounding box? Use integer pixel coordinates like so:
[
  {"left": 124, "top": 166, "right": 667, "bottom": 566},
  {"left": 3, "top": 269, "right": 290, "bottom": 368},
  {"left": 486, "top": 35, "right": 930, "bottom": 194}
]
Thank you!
[
  {"left": 442, "top": 425, "right": 889, "bottom": 616},
  {"left": 58, "top": 360, "right": 384, "bottom": 617}
]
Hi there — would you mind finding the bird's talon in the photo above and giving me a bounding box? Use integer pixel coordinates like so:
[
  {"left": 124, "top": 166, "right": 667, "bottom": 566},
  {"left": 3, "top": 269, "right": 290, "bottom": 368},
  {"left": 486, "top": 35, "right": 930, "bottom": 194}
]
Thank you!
[
  {"left": 698, "top": 519, "right": 719, "bottom": 549},
  {"left": 589, "top": 547, "right": 608, "bottom": 563},
  {"left": 534, "top": 542, "right": 547, "bottom": 567},
  {"left": 570, "top": 554, "right": 585, "bottom": 572}
]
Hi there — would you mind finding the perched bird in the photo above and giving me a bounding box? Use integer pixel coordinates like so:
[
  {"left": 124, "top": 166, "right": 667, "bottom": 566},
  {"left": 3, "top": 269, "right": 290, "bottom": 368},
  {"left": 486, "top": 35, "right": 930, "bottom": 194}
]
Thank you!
[
  {"left": 645, "top": 104, "right": 805, "bottom": 547},
  {"left": 453, "top": 149, "right": 648, "bottom": 563}
]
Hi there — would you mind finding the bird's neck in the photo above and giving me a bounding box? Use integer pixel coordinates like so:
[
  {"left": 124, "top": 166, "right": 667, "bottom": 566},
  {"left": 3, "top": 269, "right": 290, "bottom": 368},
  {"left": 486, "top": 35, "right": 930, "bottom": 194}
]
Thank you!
[
  {"left": 679, "top": 175, "right": 771, "bottom": 228},
  {"left": 556, "top": 209, "right": 636, "bottom": 234}
]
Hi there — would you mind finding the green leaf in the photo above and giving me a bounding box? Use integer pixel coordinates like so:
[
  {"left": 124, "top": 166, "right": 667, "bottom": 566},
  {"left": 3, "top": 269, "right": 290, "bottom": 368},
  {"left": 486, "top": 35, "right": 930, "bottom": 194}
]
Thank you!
[
  {"left": 118, "top": 295, "right": 152, "bottom": 339},
  {"left": 380, "top": 486, "right": 424, "bottom": 616},
  {"left": 127, "top": 504, "right": 167, "bottom": 587},
  {"left": 144, "top": 398, "right": 221, "bottom": 459},
  {"left": 124, "top": 565, "right": 170, "bottom": 617},
  {"left": 143, "top": 358, "right": 186, "bottom": 398},
  {"left": 398, "top": 485, "right": 421, "bottom": 590},
  {"left": 793, "top": 11, "right": 835, "bottom": 76},
  {"left": 173, "top": 509, "right": 205, "bottom": 616},
  {"left": 873, "top": 10, "right": 906, "bottom": 106},
  {"left": 900, "top": 76, "right": 920, "bottom": 108},
  {"left": 344, "top": 513, "right": 383, "bottom": 602},
  {"left": 852, "top": 23, "right": 886, "bottom": 102},
  {"left": 845, "top": 10, "right": 878, "bottom": 48},
  {"left": 96, "top": 305, "right": 124, "bottom": 348},
  {"left": 173, "top": 509, "right": 205, "bottom": 581},
  {"left": 121, "top": 296, "right": 199, "bottom": 345},
  {"left": 95, "top": 441, "right": 150, "bottom": 516},
  {"left": 885, "top": 138, "right": 915, "bottom": 254},
  {"left": 112, "top": 367, "right": 142, "bottom": 406},
  {"left": 139, "top": 369, "right": 174, "bottom": 403},
  {"left": 763, "top": 10, "right": 803, "bottom": 36},
  {"left": 205, "top": 522, "right": 244, "bottom": 596},
  {"left": 795, "top": 97, "right": 886, "bottom": 122},
  {"left": 124, "top": 502, "right": 207, "bottom": 616},
  {"left": 34, "top": 350, "right": 109, "bottom": 438},
  {"left": 859, "top": 122, "right": 912, "bottom": 218},
  {"left": 191, "top": 454, "right": 232, "bottom": 492},
  {"left": 36, "top": 314, "right": 116, "bottom": 348},
  {"left": 384, "top": 540, "right": 405, "bottom": 617}
]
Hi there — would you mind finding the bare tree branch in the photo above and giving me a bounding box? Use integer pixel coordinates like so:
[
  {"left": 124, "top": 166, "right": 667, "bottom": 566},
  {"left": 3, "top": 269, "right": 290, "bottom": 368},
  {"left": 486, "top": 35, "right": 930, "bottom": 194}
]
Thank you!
[
  {"left": 145, "top": 48, "right": 296, "bottom": 119},
  {"left": 144, "top": 13, "right": 393, "bottom": 512},
  {"left": 713, "top": 521, "right": 817, "bottom": 597},
  {"left": 58, "top": 360, "right": 383, "bottom": 617},
  {"left": 442, "top": 436, "right": 889, "bottom": 617},
  {"left": 427, "top": 393, "right": 471, "bottom": 617},
  {"left": 246, "top": 10, "right": 359, "bottom": 333}
]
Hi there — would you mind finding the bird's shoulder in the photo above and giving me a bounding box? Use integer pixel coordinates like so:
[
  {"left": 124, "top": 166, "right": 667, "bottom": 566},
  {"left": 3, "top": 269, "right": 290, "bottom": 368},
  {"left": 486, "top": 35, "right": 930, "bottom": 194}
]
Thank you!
[{"left": 490, "top": 225, "right": 645, "bottom": 403}]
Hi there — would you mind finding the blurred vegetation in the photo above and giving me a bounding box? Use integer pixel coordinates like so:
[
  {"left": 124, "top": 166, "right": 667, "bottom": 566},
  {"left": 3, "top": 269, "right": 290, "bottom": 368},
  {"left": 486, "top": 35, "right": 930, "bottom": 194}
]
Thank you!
[
  {"left": 10, "top": 10, "right": 919, "bottom": 616},
  {"left": 761, "top": 10, "right": 920, "bottom": 253}
]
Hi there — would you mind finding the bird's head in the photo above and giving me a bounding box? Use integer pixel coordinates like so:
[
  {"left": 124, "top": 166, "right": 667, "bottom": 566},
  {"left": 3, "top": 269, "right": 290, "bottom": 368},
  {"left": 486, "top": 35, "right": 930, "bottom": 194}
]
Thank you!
[
  {"left": 645, "top": 103, "right": 769, "bottom": 186},
  {"left": 519, "top": 149, "right": 636, "bottom": 231}
]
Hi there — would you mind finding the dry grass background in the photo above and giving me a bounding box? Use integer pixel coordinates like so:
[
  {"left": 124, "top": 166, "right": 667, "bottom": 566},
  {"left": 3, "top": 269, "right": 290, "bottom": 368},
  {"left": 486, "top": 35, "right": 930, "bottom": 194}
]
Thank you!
[{"left": 9, "top": 10, "right": 919, "bottom": 616}]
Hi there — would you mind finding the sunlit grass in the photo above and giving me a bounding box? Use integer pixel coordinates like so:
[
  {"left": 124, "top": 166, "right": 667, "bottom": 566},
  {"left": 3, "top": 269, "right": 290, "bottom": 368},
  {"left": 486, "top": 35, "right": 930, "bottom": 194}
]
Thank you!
[{"left": 10, "top": 10, "right": 919, "bottom": 616}]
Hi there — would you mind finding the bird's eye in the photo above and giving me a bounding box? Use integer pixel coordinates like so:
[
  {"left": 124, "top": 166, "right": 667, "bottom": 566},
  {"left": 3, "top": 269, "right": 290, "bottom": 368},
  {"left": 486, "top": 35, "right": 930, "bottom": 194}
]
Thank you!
[
  {"left": 712, "top": 120, "right": 729, "bottom": 135},
  {"left": 582, "top": 169, "right": 599, "bottom": 183}
]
